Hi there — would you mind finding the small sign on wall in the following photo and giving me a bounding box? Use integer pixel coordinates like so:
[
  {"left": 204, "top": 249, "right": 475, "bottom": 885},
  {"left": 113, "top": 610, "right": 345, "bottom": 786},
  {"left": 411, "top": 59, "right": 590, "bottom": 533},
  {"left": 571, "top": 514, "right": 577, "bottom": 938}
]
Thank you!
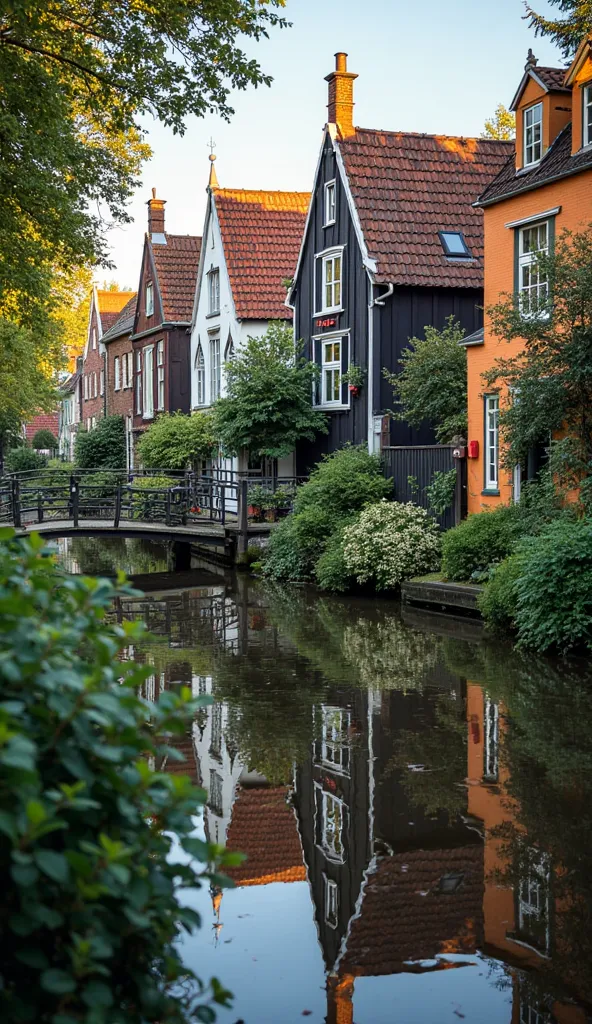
[{"left": 315, "top": 317, "right": 337, "bottom": 329}]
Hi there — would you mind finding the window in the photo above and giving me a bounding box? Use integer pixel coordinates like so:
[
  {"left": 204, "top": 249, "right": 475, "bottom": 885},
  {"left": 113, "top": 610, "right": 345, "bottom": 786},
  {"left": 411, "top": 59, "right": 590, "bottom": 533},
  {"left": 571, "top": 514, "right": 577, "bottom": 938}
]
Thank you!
[
  {"left": 520, "top": 1004, "right": 549, "bottom": 1024},
  {"left": 584, "top": 84, "right": 592, "bottom": 148},
  {"left": 315, "top": 706, "right": 351, "bottom": 774},
  {"left": 126, "top": 351, "right": 133, "bottom": 388},
  {"left": 210, "top": 702, "right": 223, "bottom": 758},
  {"left": 322, "top": 251, "right": 342, "bottom": 312},
  {"left": 523, "top": 103, "right": 543, "bottom": 166},
  {"left": 208, "top": 268, "right": 220, "bottom": 315},
  {"left": 322, "top": 339, "right": 342, "bottom": 405},
  {"left": 324, "top": 876, "right": 339, "bottom": 928},
  {"left": 439, "top": 231, "right": 471, "bottom": 258},
  {"left": 122, "top": 353, "right": 128, "bottom": 389},
  {"left": 93, "top": 373, "right": 97, "bottom": 398},
  {"left": 209, "top": 769, "right": 223, "bottom": 816},
  {"left": 315, "top": 786, "right": 345, "bottom": 862},
  {"left": 143, "top": 346, "right": 154, "bottom": 419},
  {"left": 135, "top": 350, "right": 142, "bottom": 413},
  {"left": 84, "top": 375, "right": 88, "bottom": 400},
  {"left": 195, "top": 343, "right": 206, "bottom": 406},
  {"left": 157, "top": 340, "right": 165, "bottom": 410},
  {"left": 224, "top": 334, "right": 235, "bottom": 362},
  {"left": 517, "top": 852, "right": 551, "bottom": 953},
  {"left": 92, "top": 327, "right": 96, "bottom": 350},
  {"left": 210, "top": 335, "right": 221, "bottom": 402},
  {"left": 145, "top": 281, "right": 154, "bottom": 317},
  {"left": 100, "top": 368, "right": 104, "bottom": 396},
  {"left": 114, "top": 356, "right": 120, "bottom": 391},
  {"left": 518, "top": 221, "right": 549, "bottom": 315},
  {"left": 484, "top": 395, "right": 499, "bottom": 490},
  {"left": 324, "top": 180, "right": 336, "bottom": 226},
  {"left": 484, "top": 696, "right": 499, "bottom": 782}
]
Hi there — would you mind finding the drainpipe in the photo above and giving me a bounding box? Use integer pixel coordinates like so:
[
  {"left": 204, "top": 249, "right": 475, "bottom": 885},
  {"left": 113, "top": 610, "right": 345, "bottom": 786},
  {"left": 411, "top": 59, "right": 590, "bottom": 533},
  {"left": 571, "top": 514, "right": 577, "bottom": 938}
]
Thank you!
[{"left": 367, "top": 281, "right": 394, "bottom": 454}]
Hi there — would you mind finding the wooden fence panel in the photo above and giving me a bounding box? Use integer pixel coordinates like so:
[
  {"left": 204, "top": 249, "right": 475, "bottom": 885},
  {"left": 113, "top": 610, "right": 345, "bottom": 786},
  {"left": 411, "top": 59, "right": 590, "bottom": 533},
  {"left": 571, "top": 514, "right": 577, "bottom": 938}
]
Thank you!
[{"left": 382, "top": 445, "right": 458, "bottom": 531}]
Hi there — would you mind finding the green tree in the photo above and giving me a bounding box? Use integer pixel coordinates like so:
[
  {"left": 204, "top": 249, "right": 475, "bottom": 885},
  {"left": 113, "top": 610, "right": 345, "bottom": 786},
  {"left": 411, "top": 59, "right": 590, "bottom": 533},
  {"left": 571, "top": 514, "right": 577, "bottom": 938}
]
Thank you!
[
  {"left": 482, "top": 103, "right": 516, "bottom": 140},
  {"left": 525, "top": 1, "right": 592, "bottom": 59},
  {"left": 32, "top": 429, "right": 58, "bottom": 451},
  {"left": 137, "top": 412, "right": 216, "bottom": 471},
  {"left": 214, "top": 323, "right": 328, "bottom": 458},
  {"left": 383, "top": 317, "right": 468, "bottom": 443},
  {"left": 75, "top": 416, "right": 126, "bottom": 470},
  {"left": 0, "top": 529, "right": 236, "bottom": 1022}
]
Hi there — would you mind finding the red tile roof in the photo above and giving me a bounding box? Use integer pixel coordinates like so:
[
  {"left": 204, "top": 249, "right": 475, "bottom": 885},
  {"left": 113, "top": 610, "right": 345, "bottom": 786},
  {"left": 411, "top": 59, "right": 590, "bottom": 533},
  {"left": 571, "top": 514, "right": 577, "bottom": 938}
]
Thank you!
[
  {"left": 225, "top": 785, "right": 306, "bottom": 886},
  {"left": 337, "top": 130, "right": 511, "bottom": 287},
  {"left": 341, "top": 845, "right": 484, "bottom": 976},
  {"left": 214, "top": 190, "right": 310, "bottom": 320},
  {"left": 535, "top": 66, "right": 570, "bottom": 92},
  {"left": 97, "top": 289, "right": 133, "bottom": 315},
  {"left": 100, "top": 311, "right": 121, "bottom": 334},
  {"left": 150, "top": 234, "right": 201, "bottom": 322},
  {"left": 24, "top": 412, "right": 59, "bottom": 442}
]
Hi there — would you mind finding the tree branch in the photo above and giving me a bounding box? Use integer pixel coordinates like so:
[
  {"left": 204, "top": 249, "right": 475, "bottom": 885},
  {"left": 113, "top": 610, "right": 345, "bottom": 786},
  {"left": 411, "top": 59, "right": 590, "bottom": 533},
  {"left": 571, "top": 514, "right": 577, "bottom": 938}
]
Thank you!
[{"left": 0, "top": 35, "right": 113, "bottom": 88}]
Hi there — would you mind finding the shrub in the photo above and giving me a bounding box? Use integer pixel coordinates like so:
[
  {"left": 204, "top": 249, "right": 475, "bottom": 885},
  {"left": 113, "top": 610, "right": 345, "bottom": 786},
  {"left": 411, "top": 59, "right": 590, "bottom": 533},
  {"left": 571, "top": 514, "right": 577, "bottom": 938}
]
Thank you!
[
  {"left": 0, "top": 529, "right": 235, "bottom": 1022},
  {"left": 75, "top": 416, "right": 126, "bottom": 470},
  {"left": 131, "top": 475, "right": 177, "bottom": 521},
  {"left": 315, "top": 523, "right": 357, "bottom": 592},
  {"left": 514, "top": 519, "right": 592, "bottom": 653},
  {"left": 5, "top": 446, "right": 46, "bottom": 473},
  {"left": 236, "top": 545, "right": 263, "bottom": 569},
  {"left": 441, "top": 505, "right": 515, "bottom": 581},
  {"left": 31, "top": 428, "right": 58, "bottom": 450},
  {"left": 479, "top": 554, "right": 524, "bottom": 634},
  {"left": 137, "top": 411, "right": 216, "bottom": 471},
  {"left": 342, "top": 499, "right": 441, "bottom": 591},
  {"left": 426, "top": 468, "right": 456, "bottom": 515}
]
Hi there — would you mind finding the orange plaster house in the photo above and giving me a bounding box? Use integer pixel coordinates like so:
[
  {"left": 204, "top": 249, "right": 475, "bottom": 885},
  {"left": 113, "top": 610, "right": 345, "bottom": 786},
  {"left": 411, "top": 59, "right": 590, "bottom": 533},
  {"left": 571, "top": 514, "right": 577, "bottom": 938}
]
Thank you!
[{"left": 466, "top": 40, "right": 592, "bottom": 513}]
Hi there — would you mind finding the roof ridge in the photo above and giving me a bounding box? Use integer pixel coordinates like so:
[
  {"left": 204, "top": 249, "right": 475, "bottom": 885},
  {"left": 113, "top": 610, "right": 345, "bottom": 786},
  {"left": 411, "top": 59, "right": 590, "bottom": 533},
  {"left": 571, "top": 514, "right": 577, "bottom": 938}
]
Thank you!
[
  {"left": 215, "top": 187, "right": 311, "bottom": 195},
  {"left": 346, "top": 127, "right": 513, "bottom": 144}
]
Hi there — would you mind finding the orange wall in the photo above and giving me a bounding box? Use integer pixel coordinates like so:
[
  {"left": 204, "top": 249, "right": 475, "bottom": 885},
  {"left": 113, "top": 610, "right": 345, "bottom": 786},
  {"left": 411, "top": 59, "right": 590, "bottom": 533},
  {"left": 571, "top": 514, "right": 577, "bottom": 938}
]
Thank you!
[
  {"left": 514, "top": 78, "right": 571, "bottom": 171},
  {"left": 467, "top": 170, "right": 592, "bottom": 513},
  {"left": 571, "top": 53, "right": 592, "bottom": 153}
]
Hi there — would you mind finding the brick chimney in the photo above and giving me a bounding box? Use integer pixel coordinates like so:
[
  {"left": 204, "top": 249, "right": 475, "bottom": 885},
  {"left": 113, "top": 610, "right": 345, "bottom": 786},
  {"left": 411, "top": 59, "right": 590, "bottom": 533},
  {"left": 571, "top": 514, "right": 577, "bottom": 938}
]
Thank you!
[
  {"left": 147, "top": 188, "right": 166, "bottom": 238},
  {"left": 325, "top": 52, "right": 358, "bottom": 139}
]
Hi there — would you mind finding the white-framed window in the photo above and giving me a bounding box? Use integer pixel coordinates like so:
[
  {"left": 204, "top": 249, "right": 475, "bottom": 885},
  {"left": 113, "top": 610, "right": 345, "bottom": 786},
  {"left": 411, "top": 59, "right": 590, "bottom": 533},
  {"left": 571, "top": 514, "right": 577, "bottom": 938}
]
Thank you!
[
  {"left": 520, "top": 1004, "right": 549, "bottom": 1024},
  {"left": 209, "top": 769, "right": 223, "bottom": 817},
  {"left": 315, "top": 706, "right": 351, "bottom": 775},
  {"left": 315, "top": 784, "right": 346, "bottom": 863},
  {"left": 517, "top": 852, "right": 551, "bottom": 954},
  {"left": 224, "top": 335, "right": 235, "bottom": 362},
  {"left": 324, "top": 180, "right": 336, "bottom": 226},
  {"left": 93, "top": 373, "right": 98, "bottom": 398},
  {"left": 518, "top": 220, "right": 549, "bottom": 316},
  {"left": 143, "top": 345, "right": 154, "bottom": 419},
  {"left": 135, "top": 350, "right": 142, "bottom": 414},
  {"left": 584, "top": 83, "right": 592, "bottom": 148},
  {"left": 484, "top": 696, "right": 499, "bottom": 782},
  {"left": 84, "top": 375, "right": 88, "bottom": 400},
  {"left": 210, "top": 335, "right": 221, "bottom": 402},
  {"left": 145, "top": 280, "right": 154, "bottom": 317},
  {"left": 157, "top": 339, "right": 165, "bottom": 411},
  {"left": 484, "top": 394, "right": 499, "bottom": 491},
  {"left": 126, "top": 352, "right": 133, "bottom": 388},
  {"left": 322, "top": 251, "right": 342, "bottom": 312},
  {"left": 322, "top": 338, "right": 342, "bottom": 406},
  {"left": 523, "top": 102, "right": 543, "bottom": 166},
  {"left": 195, "top": 343, "right": 206, "bottom": 406},
  {"left": 92, "top": 326, "right": 96, "bottom": 350},
  {"left": 208, "top": 268, "right": 220, "bottom": 315},
  {"left": 210, "top": 703, "right": 223, "bottom": 758},
  {"left": 100, "top": 368, "right": 104, "bottom": 396},
  {"left": 324, "top": 876, "right": 339, "bottom": 929},
  {"left": 114, "top": 356, "right": 121, "bottom": 391},
  {"left": 91, "top": 416, "right": 96, "bottom": 430}
]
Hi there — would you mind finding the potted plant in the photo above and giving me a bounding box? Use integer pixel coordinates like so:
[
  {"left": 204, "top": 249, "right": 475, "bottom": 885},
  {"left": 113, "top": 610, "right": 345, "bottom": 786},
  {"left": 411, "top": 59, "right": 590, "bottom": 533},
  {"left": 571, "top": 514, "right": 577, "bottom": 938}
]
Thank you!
[
  {"left": 342, "top": 364, "right": 366, "bottom": 398},
  {"left": 273, "top": 487, "right": 294, "bottom": 517},
  {"left": 262, "top": 491, "right": 278, "bottom": 523},
  {"left": 247, "top": 484, "right": 267, "bottom": 521}
]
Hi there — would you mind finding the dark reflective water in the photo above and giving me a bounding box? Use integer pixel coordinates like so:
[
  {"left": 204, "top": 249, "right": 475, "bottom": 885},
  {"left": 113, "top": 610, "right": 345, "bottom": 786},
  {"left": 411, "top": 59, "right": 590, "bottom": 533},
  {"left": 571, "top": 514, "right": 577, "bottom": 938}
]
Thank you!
[{"left": 58, "top": 538, "right": 592, "bottom": 1024}]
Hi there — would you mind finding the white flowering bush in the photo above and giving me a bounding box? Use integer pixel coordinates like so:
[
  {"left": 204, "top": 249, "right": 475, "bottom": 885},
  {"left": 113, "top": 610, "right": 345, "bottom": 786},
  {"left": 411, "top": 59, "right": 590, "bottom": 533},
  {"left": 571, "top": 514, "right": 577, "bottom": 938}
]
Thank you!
[{"left": 342, "top": 499, "right": 441, "bottom": 591}]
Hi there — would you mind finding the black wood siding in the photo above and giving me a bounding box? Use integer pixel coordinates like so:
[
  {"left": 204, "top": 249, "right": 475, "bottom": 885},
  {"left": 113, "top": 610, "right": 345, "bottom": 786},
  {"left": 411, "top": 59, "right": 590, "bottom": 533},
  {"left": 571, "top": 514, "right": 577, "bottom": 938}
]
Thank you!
[{"left": 168, "top": 328, "right": 190, "bottom": 414}]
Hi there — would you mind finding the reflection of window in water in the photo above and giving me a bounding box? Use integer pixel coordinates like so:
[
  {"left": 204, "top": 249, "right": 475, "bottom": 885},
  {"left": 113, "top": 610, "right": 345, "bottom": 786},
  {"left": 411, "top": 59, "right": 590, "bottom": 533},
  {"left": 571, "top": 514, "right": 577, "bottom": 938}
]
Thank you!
[
  {"left": 210, "top": 703, "right": 223, "bottom": 758},
  {"left": 315, "top": 785, "right": 346, "bottom": 862},
  {"left": 517, "top": 852, "right": 551, "bottom": 954},
  {"left": 520, "top": 1002, "right": 550, "bottom": 1024},
  {"left": 209, "top": 770, "right": 223, "bottom": 816},
  {"left": 196, "top": 676, "right": 209, "bottom": 695},
  {"left": 315, "top": 706, "right": 351, "bottom": 775},
  {"left": 324, "top": 875, "right": 339, "bottom": 928},
  {"left": 484, "top": 695, "right": 499, "bottom": 781},
  {"left": 144, "top": 674, "right": 156, "bottom": 703}
]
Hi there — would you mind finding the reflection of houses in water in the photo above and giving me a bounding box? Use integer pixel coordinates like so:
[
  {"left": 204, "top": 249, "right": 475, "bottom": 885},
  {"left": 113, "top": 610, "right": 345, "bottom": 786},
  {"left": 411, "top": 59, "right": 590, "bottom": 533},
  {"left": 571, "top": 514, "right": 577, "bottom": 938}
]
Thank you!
[{"left": 294, "top": 682, "right": 485, "bottom": 1021}]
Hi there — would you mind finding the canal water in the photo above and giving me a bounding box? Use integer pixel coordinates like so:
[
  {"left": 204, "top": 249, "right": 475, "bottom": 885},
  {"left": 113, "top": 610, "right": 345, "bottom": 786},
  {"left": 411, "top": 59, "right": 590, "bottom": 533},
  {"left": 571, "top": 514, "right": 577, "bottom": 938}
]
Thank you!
[{"left": 56, "top": 537, "right": 592, "bottom": 1024}]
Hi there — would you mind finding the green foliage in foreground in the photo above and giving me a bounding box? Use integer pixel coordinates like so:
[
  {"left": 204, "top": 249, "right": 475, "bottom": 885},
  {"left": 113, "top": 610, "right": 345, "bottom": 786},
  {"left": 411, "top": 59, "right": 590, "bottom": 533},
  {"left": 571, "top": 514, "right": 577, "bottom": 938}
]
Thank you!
[
  {"left": 478, "top": 554, "right": 524, "bottom": 635},
  {"left": 137, "top": 412, "right": 216, "bottom": 471},
  {"left": 0, "top": 530, "right": 237, "bottom": 1022},
  {"left": 75, "top": 416, "right": 126, "bottom": 471}
]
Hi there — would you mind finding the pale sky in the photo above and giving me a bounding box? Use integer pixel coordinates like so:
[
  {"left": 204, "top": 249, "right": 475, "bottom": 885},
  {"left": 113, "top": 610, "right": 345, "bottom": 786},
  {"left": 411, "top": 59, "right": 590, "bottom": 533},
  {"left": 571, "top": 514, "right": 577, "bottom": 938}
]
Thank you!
[{"left": 104, "top": 0, "right": 563, "bottom": 290}]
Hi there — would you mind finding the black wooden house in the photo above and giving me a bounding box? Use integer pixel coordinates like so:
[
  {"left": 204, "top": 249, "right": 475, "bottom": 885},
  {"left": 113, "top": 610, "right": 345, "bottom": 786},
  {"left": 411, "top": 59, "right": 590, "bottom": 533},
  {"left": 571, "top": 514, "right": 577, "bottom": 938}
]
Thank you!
[{"left": 288, "top": 53, "right": 511, "bottom": 471}]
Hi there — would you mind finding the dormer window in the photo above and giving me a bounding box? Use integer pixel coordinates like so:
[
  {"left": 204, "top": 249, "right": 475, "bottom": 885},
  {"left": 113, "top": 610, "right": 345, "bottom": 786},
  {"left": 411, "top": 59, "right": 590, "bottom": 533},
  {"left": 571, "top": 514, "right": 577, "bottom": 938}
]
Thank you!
[
  {"left": 439, "top": 231, "right": 471, "bottom": 258},
  {"left": 524, "top": 103, "right": 543, "bottom": 166},
  {"left": 584, "top": 84, "right": 592, "bottom": 148},
  {"left": 324, "top": 180, "right": 336, "bottom": 226},
  {"left": 145, "top": 281, "right": 154, "bottom": 317}
]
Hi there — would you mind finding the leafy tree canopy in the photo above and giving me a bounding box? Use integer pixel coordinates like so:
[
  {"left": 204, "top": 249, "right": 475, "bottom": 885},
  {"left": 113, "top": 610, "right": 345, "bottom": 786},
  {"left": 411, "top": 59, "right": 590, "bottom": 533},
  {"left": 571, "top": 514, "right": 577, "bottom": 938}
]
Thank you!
[
  {"left": 75, "top": 416, "right": 126, "bottom": 470},
  {"left": 32, "top": 429, "right": 58, "bottom": 451},
  {"left": 214, "top": 322, "right": 328, "bottom": 458},
  {"left": 525, "top": 0, "right": 592, "bottom": 59},
  {"left": 137, "top": 412, "right": 216, "bottom": 471},
  {"left": 482, "top": 103, "right": 516, "bottom": 140},
  {"left": 384, "top": 317, "right": 468, "bottom": 443}
]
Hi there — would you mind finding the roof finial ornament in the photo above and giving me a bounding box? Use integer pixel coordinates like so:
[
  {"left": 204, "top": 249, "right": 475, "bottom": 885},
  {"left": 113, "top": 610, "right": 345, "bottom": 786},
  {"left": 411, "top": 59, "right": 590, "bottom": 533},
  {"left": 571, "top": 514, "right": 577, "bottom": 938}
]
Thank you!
[
  {"left": 207, "top": 137, "right": 219, "bottom": 189},
  {"left": 526, "top": 48, "right": 538, "bottom": 68}
]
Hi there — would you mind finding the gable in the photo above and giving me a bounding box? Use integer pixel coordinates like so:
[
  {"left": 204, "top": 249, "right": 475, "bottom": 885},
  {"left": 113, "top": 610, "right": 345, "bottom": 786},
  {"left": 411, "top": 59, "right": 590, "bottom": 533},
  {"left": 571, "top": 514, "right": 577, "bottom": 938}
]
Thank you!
[{"left": 134, "top": 240, "right": 164, "bottom": 335}]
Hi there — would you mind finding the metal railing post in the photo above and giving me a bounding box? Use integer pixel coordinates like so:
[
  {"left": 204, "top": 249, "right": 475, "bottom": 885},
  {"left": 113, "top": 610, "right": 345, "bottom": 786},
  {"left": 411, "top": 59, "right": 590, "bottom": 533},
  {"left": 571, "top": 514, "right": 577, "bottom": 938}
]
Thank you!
[
  {"left": 165, "top": 489, "right": 171, "bottom": 526},
  {"left": 114, "top": 483, "right": 122, "bottom": 528},
  {"left": 237, "top": 475, "right": 248, "bottom": 555},
  {"left": 71, "top": 478, "right": 79, "bottom": 528},
  {"left": 37, "top": 489, "right": 43, "bottom": 524},
  {"left": 220, "top": 482, "right": 226, "bottom": 526},
  {"left": 11, "top": 478, "right": 21, "bottom": 528}
]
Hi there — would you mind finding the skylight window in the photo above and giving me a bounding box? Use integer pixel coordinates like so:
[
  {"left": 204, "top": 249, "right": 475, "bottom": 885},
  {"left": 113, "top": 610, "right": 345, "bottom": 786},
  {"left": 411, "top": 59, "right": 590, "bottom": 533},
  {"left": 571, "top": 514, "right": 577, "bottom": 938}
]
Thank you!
[{"left": 439, "top": 231, "right": 471, "bottom": 258}]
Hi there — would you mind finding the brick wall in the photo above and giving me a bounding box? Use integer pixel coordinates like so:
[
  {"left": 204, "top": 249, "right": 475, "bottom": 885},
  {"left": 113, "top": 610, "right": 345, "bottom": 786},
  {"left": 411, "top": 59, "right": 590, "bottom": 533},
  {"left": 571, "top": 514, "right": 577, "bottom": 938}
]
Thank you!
[{"left": 106, "top": 335, "right": 134, "bottom": 419}]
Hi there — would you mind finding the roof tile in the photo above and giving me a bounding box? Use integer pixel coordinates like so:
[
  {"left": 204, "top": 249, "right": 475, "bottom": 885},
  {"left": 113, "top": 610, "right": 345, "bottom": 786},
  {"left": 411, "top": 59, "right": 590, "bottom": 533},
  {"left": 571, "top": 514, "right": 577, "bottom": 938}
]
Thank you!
[
  {"left": 150, "top": 234, "right": 201, "bottom": 322},
  {"left": 225, "top": 785, "right": 306, "bottom": 886},
  {"left": 25, "top": 412, "right": 59, "bottom": 442},
  {"left": 101, "top": 293, "right": 137, "bottom": 343},
  {"left": 477, "top": 122, "right": 592, "bottom": 206}
]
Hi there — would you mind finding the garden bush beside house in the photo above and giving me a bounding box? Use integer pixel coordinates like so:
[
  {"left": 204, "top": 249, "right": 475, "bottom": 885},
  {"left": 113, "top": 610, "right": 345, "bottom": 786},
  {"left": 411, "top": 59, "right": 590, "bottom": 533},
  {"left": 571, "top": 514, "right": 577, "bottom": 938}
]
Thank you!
[
  {"left": 74, "top": 416, "right": 126, "bottom": 471},
  {"left": 441, "top": 505, "right": 516, "bottom": 581},
  {"left": 342, "top": 500, "right": 441, "bottom": 591}
]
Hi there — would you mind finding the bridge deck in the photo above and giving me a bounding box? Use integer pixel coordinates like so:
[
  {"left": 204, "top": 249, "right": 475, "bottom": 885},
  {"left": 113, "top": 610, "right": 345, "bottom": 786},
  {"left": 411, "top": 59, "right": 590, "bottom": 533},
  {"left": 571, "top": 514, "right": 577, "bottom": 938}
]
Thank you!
[{"left": 13, "top": 518, "right": 274, "bottom": 544}]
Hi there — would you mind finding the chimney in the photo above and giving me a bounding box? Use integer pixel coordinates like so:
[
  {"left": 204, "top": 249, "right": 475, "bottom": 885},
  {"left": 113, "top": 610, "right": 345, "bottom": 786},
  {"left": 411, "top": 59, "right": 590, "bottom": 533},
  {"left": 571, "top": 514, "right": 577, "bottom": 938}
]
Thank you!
[
  {"left": 325, "top": 52, "right": 358, "bottom": 139},
  {"left": 147, "top": 188, "right": 166, "bottom": 239}
]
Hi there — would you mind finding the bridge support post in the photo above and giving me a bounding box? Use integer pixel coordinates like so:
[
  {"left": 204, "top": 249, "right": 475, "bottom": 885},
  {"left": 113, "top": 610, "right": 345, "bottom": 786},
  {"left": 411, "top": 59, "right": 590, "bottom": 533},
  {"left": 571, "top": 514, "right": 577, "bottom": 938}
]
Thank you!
[
  {"left": 114, "top": 484, "right": 122, "bottom": 528},
  {"left": 70, "top": 476, "right": 79, "bottom": 529},
  {"left": 237, "top": 475, "right": 248, "bottom": 555},
  {"left": 11, "top": 478, "right": 21, "bottom": 529}
]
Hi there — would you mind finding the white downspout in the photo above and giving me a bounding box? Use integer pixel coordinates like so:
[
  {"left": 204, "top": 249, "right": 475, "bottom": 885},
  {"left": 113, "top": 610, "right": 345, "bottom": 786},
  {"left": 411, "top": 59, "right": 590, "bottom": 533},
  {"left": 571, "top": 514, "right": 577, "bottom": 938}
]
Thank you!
[{"left": 367, "top": 281, "right": 394, "bottom": 453}]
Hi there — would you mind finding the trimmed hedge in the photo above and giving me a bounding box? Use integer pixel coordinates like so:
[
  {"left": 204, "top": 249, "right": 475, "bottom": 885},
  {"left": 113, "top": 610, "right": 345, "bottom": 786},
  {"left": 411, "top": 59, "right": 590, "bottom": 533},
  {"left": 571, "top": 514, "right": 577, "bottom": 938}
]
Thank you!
[{"left": 441, "top": 506, "right": 515, "bottom": 581}]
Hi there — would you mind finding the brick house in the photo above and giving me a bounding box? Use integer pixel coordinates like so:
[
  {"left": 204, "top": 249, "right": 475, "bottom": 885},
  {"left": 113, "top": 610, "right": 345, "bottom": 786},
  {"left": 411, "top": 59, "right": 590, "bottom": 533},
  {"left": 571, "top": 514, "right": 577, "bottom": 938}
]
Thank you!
[
  {"left": 466, "top": 41, "right": 592, "bottom": 513},
  {"left": 102, "top": 293, "right": 137, "bottom": 468},
  {"left": 24, "top": 411, "right": 60, "bottom": 450},
  {"left": 131, "top": 191, "right": 201, "bottom": 446},
  {"left": 81, "top": 286, "right": 132, "bottom": 431}
]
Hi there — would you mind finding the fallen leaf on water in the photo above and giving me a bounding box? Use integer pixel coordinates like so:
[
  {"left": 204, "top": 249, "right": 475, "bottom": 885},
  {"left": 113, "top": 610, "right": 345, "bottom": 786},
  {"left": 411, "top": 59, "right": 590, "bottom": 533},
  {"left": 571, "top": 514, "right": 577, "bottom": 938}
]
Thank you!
[{"left": 302, "top": 1012, "right": 312, "bottom": 1017}]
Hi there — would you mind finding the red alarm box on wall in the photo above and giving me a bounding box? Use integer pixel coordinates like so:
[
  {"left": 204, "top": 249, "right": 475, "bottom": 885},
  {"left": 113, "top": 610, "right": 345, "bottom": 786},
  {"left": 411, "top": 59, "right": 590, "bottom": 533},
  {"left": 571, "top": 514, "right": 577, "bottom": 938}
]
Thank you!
[{"left": 468, "top": 440, "right": 479, "bottom": 459}]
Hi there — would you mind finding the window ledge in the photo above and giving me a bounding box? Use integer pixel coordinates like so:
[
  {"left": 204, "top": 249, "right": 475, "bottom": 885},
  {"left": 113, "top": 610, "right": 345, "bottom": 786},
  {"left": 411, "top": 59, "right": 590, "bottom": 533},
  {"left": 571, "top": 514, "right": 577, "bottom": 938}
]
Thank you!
[
  {"left": 205, "top": 311, "right": 221, "bottom": 319},
  {"left": 142, "top": 414, "right": 154, "bottom": 421},
  {"left": 315, "top": 404, "right": 350, "bottom": 412},
  {"left": 313, "top": 308, "right": 344, "bottom": 318},
  {"left": 481, "top": 489, "right": 500, "bottom": 496},
  {"left": 323, "top": 219, "right": 336, "bottom": 228}
]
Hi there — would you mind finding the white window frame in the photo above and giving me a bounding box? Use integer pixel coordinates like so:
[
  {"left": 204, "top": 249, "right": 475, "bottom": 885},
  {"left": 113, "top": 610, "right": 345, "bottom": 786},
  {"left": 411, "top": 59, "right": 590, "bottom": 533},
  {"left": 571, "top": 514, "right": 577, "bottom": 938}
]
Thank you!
[
  {"left": 92, "top": 327, "right": 96, "bottom": 350},
  {"left": 93, "top": 372, "right": 97, "bottom": 399},
  {"left": 145, "top": 280, "right": 154, "bottom": 317},
  {"left": 517, "top": 852, "right": 551, "bottom": 955},
  {"left": 126, "top": 352, "right": 133, "bottom": 389},
  {"left": 209, "top": 334, "right": 221, "bottom": 402},
  {"left": 208, "top": 268, "right": 220, "bottom": 315},
  {"left": 84, "top": 375, "right": 88, "bottom": 400},
  {"left": 324, "top": 875, "right": 339, "bottom": 929},
  {"left": 518, "top": 220, "right": 549, "bottom": 317},
  {"left": 483, "top": 696, "right": 499, "bottom": 782},
  {"left": 143, "top": 345, "right": 154, "bottom": 420},
  {"left": 484, "top": 394, "right": 499, "bottom": 491},
  {"left": 157, "top": 339, "right": 165, "bottom": 411},
  {"left": 321, "top": 249, "right": 343, "bottom": 313},
  {"left": 324, "top": 180, "right": 336, "bottom": 226},
  {"left": 523, "top": 102, "right": 543, "bottom": 166},
  {"left": 209, "top": 769, "right": 223, "bottom": 817},
  {"left": 315, "top": 706, "right": 351, "bottom": 775},
  {"left": 100, "top": 368, "right": 104, "bottom": 397},
  {"left": 114, "top": 356, "right": 120, "bottom": 391},
  {"left": 135, "top": 350, "right": 142, "bottom": 413},
  {"left": 195, "top": 343, "right": 206, "bottom": 406},
  {"left": 583, "top": 83, "right": 592, "bottom": 148},
  {"left": 314, "top": 783, "right": 346, "bottom": 863}
]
